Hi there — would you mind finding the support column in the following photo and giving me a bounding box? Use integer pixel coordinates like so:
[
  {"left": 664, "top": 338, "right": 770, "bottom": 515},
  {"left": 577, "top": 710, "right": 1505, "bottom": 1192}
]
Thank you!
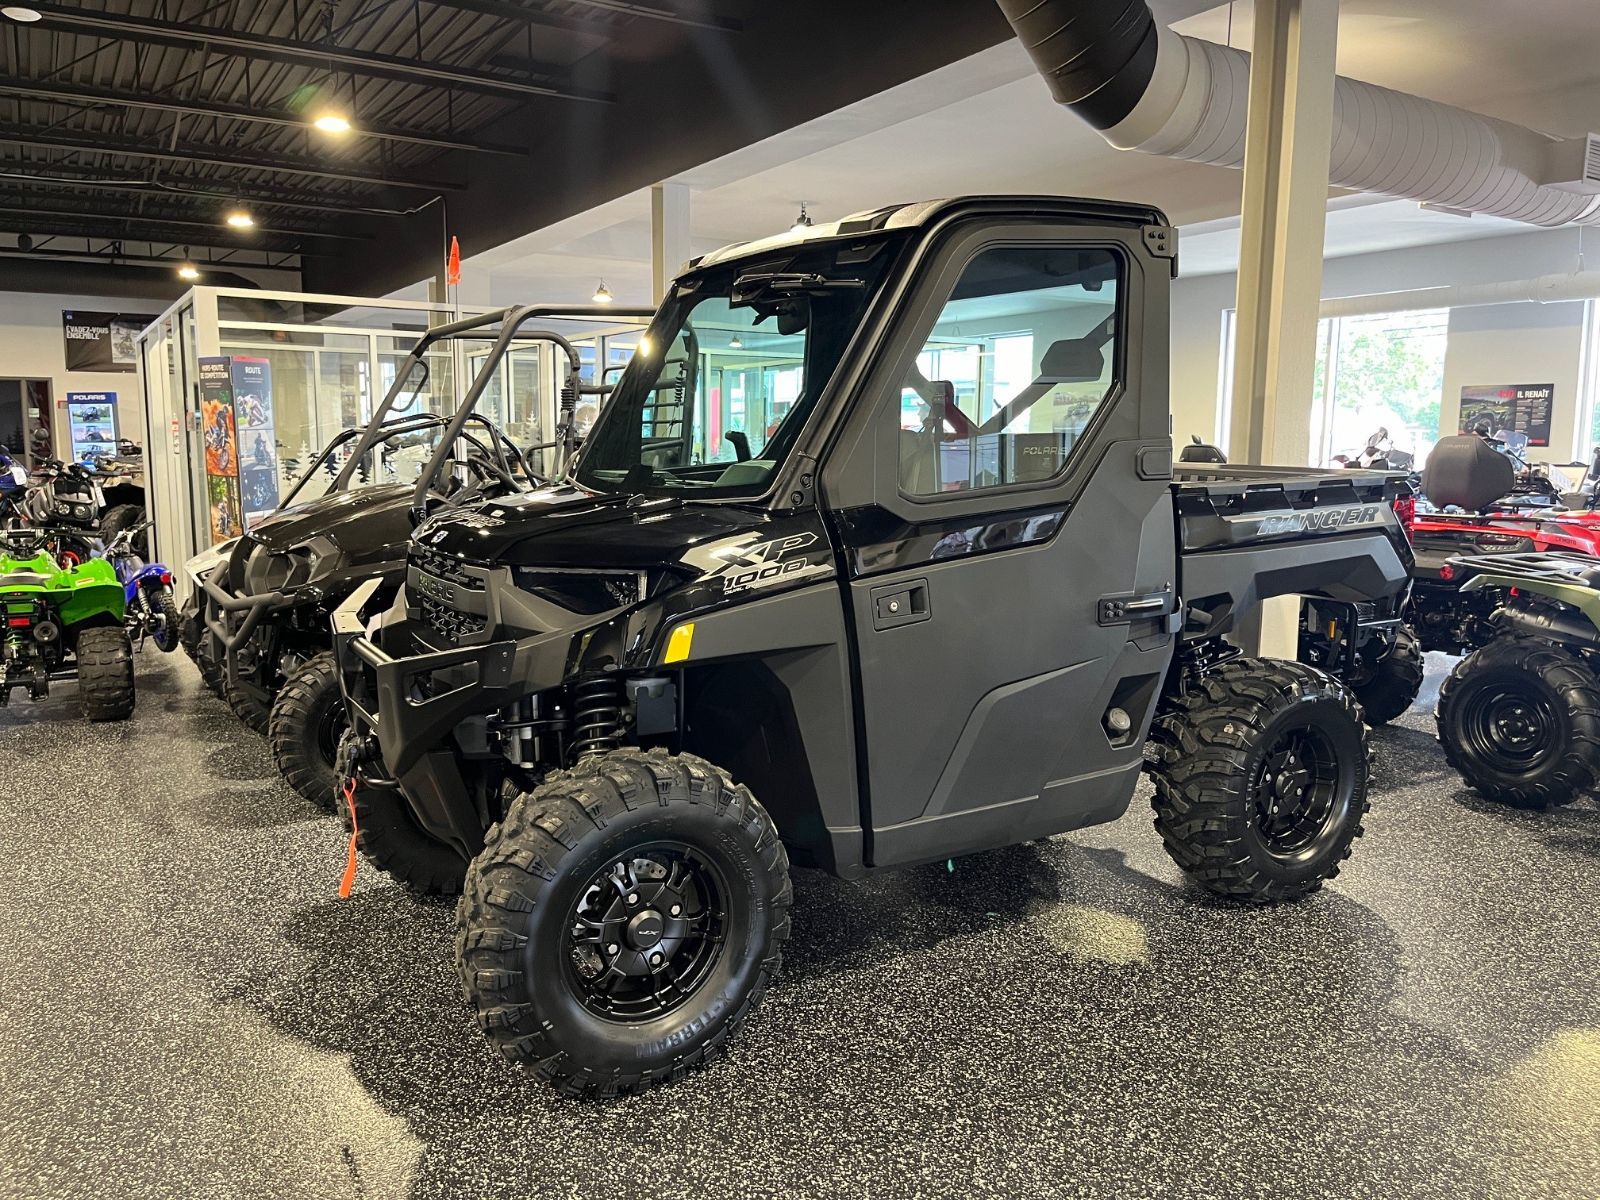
[
  {"left": 651, "top": 182, "right": 691, "bottom": 304},
  {"left": 1229, "top": 0, "right": 1339, "bottom": 466},
  {"left": 1229, "top": 0, "right": 1339, "bottom": 657}
]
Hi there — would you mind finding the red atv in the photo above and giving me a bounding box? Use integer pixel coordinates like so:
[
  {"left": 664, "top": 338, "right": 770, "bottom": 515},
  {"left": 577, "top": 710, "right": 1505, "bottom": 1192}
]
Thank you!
[{"left": 1407, "top": 434, "right": 1600, "bottom": 654}]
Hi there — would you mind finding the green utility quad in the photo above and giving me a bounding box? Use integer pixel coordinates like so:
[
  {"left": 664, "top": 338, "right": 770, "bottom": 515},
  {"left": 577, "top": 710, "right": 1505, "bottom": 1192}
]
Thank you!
[
  {"left": 0, "top": 530, "right": 135, "bottom": 720},
  {"left": 1436, "top": 551, "right": 1600, "bottom": 807}
]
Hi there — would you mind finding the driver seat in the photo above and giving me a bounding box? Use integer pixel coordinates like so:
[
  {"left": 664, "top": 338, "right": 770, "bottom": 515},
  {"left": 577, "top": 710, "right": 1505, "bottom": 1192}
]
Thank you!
[{"left": 1421, "top": 434, "right": 1516, "bottom": 511}]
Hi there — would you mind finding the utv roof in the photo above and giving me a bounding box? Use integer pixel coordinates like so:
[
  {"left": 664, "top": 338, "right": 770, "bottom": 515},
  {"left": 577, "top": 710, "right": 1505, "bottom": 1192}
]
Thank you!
[{"left": 691, "top": 195, "right": 1172, "bottom": 271}]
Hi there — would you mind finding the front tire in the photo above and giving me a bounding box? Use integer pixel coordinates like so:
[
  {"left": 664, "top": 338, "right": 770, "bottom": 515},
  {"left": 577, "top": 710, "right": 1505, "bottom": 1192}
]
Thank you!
[
  {"left": 1147, "top": 658, "right": 1369, "bottom": 904},
  {"left": 353, "top": 777, "right": 470, "bottom": 896},
  {"left": 1351, "top": 624, "right": 1424, "bottom": 726},
  {"left": 268, "top": 652, "right": 345, "bottom": 811},
  {"left": 455, "top": 749, "right": 792, "bottom": 1099},
  {"left": 77, "top": 626, "right": 136, "bottom": 721},
  {"left": 1436, "top": 635, "right": 1600, "bottom": 809}
]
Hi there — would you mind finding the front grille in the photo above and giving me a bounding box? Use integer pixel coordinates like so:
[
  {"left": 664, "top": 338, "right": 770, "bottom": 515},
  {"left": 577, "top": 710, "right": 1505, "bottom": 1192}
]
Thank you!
[
  {"left": 419, "top": 594, "right": 486, "bottom": 643},
  {"left": 411, "top": 545, "right": 485, "bottom": 590}
]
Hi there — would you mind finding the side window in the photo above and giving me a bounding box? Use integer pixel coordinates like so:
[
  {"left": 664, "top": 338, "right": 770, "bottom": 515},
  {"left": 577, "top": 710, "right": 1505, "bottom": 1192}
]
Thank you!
[{"left": 897, "top": 244, "right": 1121, "bottom": 497}]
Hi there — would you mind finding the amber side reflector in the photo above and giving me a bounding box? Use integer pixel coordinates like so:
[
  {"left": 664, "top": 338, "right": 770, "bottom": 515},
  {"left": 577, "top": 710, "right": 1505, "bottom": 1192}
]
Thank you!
[{"left": 664, "top": 623, "right": 695, "bottom": 664}]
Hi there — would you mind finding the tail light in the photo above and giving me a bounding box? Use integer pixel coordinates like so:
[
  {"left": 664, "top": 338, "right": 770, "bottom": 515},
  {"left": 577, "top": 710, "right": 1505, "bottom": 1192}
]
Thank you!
[
  {"left": 1439, "top": 563, "right": 1455, "bottom": 582},
  {"left": 1391, "top": 493, "right": 1417, "bottom": 534}
]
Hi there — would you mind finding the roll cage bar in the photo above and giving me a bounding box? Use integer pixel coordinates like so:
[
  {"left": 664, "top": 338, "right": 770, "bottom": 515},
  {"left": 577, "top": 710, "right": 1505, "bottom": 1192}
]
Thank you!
[{"left": 400, "top": 304, "right": 652, "bottom": 526}]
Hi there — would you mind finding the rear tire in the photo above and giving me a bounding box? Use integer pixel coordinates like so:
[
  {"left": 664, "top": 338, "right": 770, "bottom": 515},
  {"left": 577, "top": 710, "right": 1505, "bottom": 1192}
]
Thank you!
[
  {"left": 455, "top": 749, "right": 791, "bottom": 1098},
  {"left": 151, "top": 590, "right": 181, "bottom": 653},
  {"left": 76, "top": 626, "right": 136, "bottom": 721},
  {"left": 1147, "top": 657, "right": 1369, "bottom": 904},
  {"left": 269, "top": 652, "right": 344, "bottom": 811},
  {"left": 1436, "top": 635, "right": 1600, "bottom": 809},
  {"left": 100, "top": 503, "right": 147, "bottom": 558},
  {"left": 1351, "top": 624, "right": 1424, "bottom": 726}
]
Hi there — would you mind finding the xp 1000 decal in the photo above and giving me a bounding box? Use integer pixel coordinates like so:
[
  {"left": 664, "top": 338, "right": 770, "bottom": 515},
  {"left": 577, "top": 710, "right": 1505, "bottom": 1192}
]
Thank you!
[{"left": 692, "top": 531, "right": 834, "bottom": 596}]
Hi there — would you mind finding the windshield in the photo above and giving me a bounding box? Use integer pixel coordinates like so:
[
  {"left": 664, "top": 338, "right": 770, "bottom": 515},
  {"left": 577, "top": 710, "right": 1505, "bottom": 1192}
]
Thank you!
[{"left": 574, "top": 235, "right": 904, "bottom": 498}]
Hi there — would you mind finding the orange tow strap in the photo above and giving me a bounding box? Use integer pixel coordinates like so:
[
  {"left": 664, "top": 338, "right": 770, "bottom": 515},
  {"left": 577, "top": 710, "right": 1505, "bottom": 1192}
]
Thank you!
[{"left": 338, "top": 776, "right": 360, "bottom": 899}]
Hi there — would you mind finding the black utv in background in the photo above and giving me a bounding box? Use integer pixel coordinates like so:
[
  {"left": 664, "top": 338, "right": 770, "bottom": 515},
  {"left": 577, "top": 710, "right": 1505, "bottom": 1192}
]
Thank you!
[
  {"left": 189, "top": 305, "right": 646, "bottom": 809},
  {"left": 336, "top": 196, "right": 1413, "bottom": 1098}
]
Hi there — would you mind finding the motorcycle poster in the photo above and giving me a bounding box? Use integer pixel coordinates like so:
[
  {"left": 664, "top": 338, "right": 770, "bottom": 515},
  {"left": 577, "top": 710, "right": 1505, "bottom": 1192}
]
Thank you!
[
  {"left": 198, "top": 356, "right": 243, "bottom": 544},
  {"left": 230, "top": 356, "right": 280, "bottom": 527},
  {"left": 1458, "top": 383, "right": 1553, "bottom": 448}
]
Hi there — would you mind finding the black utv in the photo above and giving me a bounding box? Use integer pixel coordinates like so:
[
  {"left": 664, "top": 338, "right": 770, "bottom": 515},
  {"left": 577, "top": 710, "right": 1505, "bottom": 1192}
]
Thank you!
[
  {"left": 191, "top": 306, "right": 643, "bottom": 809},
  {"left": 335, "top": 196, "right": 1413, "bottom": 1098}
]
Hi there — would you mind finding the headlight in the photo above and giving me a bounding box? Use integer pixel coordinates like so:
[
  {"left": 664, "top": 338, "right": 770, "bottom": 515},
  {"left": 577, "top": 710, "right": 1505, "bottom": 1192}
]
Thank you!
[
  {"left": 512, "top": 568, "right": 646, "bottom": 614},
  {"left": 243, "top": 543, "right": 327, "bottom": 595}
]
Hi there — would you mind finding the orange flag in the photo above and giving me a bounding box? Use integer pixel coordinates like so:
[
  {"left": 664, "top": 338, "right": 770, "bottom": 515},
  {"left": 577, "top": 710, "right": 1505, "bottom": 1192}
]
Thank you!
[{"left": 446, "top": 236, "right": 461, "bottom": 286}]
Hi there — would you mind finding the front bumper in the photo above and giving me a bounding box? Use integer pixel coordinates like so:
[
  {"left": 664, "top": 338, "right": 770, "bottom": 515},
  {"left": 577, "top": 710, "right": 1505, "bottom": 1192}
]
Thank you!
[{"left": 333, "top": 577, "right": 580, "bottom": 859}]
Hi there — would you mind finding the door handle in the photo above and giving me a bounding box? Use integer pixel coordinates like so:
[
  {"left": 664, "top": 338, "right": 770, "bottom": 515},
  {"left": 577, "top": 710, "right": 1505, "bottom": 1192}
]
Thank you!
[
  {"left": 870, "top": 578, "right": 931, "bottom": 631},
  {"left": 1099, "top": 586, "right": 1175, "bottom": 626}
]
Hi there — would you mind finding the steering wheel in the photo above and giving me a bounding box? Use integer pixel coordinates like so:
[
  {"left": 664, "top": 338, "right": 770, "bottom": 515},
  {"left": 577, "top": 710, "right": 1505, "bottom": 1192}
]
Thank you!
[{"left": 420, "top": 414, "right": 531, "bottom": 511}]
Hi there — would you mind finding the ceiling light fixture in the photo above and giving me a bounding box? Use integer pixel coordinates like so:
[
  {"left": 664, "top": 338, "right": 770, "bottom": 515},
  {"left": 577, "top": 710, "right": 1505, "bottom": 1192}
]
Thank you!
[
  {"left": 729, "top": 335, "right": 743, "bottom": 350},
  {"left": 592, "top": 280, "right": 613, "bottom": 304},
  {"left": 225, "top": 208, "right": 255, "bottom": 229},
  {"left": 311, "top": 111, "right": 352, "bottom": 135},
  {"left": 0, "top": 6, "right": 43, "bottom": 22},
  {"left": 177, "top": 248, "right": 200, "bottom": 282},
  {"left": 789, "top": 203, "right": 813, "bottom": 234}
]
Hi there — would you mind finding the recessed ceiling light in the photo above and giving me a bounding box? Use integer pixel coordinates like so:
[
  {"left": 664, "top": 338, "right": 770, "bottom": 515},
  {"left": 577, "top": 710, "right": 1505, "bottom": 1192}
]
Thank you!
[
  {"left": 311, "top": 112, "right": 352, "bottom": 135},
  {"left": 225, "top": 209, "right": 254, "bottom": 229},
  {"left": 0, "top": 7, "right": 43, "bottom": 23}
]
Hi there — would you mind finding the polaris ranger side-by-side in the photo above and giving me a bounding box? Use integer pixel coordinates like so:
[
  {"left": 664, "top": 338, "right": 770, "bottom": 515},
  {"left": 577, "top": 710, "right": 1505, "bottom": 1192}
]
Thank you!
[{"left": 335, "top": 197, "right": 1412, "bottom": 1098}]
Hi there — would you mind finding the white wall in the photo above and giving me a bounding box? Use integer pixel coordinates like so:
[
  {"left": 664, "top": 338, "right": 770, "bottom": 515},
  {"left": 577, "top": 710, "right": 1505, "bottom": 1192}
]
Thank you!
[
  {"left": 1171, "top": 225, "right": 1593, "bottom": 459},
  {"left": 0, "top": 291, "right": 168, "bottom": 456}
]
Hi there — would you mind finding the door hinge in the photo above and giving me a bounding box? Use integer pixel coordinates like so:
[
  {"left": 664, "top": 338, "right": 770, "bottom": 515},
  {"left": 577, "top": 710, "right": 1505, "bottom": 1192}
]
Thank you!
[{"left": 1142, "top": 224, "right": 1178, "bottom": 276}]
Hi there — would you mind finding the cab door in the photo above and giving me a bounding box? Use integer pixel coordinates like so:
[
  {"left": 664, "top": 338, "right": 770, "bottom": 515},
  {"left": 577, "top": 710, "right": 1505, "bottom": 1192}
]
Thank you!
[{"left": 820, "top": 222, "right": 1177, "bottom": 868}]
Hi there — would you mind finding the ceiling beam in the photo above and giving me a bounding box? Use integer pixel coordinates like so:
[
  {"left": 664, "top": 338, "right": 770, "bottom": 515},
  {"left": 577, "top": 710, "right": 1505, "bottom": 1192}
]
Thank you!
[
  {"left": 0, "top": 126, "right": 464, "bottom": 192},
  {"left": 0, "top": 80, "right": 528, "bottom": 156},
  {"left": 0, "top": 216, "right": 338, "bottom": 257},
  {"left": 0, "top": 200, "right": 370, "bottom": 242},
  {"left": 0, "top": 243, "right": 301, "bottom": 270},
  {"left": 425, "top": 0, "right": 741, "bottom": 33},
  {"left": 16, "top": 3, "right": 613, "bottom": 103},
  {"left": 0, "top": 162, "right": 414, "bottom": 217}
]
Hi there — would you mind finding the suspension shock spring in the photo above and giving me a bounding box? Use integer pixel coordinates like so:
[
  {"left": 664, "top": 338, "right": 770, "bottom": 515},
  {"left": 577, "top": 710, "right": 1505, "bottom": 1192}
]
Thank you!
[{"left": 571, "top": 676, "right": 625, "bottom": 763}]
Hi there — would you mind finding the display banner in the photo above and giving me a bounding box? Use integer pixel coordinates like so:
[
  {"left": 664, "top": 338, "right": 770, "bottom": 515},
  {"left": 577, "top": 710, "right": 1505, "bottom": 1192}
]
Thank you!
[
  {"left": 1459, "top": 383, "right": 1554, "bottom": 449},
  {"left": 65, "top": 392, "right": 118, "bottom": 461},
  {"left": 231, "top": 356, "right": 280, "bottom": 526},
  {"left": 198, "top": 357, "right": 242, "bottom": 544},
  {"left": 62, "top": 311, "right": 156, "bottom": 374}
]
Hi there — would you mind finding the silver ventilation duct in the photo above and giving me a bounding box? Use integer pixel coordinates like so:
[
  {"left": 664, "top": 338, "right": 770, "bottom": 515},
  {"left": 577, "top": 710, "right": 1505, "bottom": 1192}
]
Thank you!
[{"left": 996, "top": 0, "right": 1600, "bottom": 228}]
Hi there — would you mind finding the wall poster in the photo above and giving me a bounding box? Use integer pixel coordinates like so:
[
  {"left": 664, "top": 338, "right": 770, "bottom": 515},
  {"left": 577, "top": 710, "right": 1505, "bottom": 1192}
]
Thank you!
[
  {"left": 198, "top": 357, "right": 242, "bottom": 544},
  {"left": 62, "top": 311, "right": 157, "bottom": 373},
  {"left": 1458, "top": 383, "right": 1554, "bottom": 450},
  {"left": 65, "top": 392, "right": 118, "bottom": 461},
  {"left": 231, "top": 356, "right": 280, "bottom": 526}
]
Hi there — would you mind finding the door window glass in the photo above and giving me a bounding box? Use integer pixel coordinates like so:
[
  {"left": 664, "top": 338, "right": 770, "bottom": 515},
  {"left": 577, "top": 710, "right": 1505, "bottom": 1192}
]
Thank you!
[{"left": 898, "top": 245, "right": 1121, "bottom": 496}]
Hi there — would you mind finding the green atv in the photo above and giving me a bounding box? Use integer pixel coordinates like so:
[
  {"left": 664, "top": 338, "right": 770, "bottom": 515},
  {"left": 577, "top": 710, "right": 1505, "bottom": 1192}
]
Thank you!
[
  {"left": 1436, "top": 551, "right": 1600, "bottom": 808},
  {"left": 0, "top": 529, "right": 136, "bottom": 720}
]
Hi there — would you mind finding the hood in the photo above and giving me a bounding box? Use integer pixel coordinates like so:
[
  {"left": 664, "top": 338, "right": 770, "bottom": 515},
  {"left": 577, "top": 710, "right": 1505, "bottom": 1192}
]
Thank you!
[
  {"left": 245, "top": 484, "right": 414, "bottom": 559},
  {"left": 412, "top": 484, "right": 778, "bottom": 573}
]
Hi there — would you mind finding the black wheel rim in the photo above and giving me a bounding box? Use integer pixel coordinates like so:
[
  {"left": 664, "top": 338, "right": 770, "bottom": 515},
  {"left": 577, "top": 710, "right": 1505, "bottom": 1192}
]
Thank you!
[
  {"left": 564, "top": 842, "right": 727, "bottom": 1022},
  {"left": 1460, "top": 682, "right": 1558, "bottom": 773},
  {"left": 1251, "top": 724, "right": 1343, "bottom": 857},
  {"left": 317, "top": 701, "right": 346, "bottom": 770}
]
